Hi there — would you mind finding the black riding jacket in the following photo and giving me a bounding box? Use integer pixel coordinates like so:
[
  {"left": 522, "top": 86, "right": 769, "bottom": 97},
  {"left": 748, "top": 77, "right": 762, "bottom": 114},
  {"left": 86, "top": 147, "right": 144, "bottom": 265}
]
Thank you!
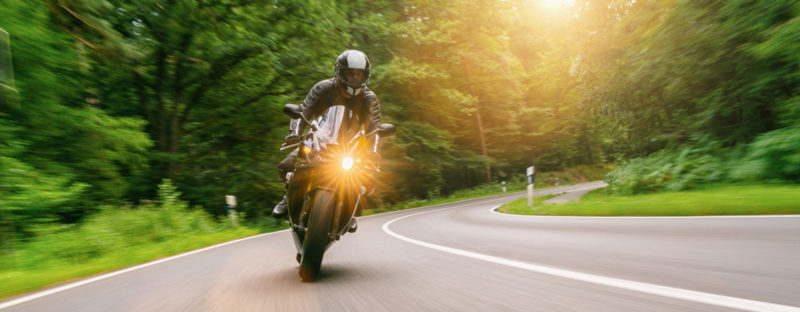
[{"left": 295, "top": 78, "right": 381, "bottom": 135}]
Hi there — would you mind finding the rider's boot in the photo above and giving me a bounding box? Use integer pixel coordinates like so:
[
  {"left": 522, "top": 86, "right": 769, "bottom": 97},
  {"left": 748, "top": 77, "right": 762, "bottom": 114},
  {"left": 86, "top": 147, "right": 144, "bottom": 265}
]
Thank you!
[
  {"left": 272, "top": 196, "right": 288, "bottom": 219},
  {"left": 347, "top": 218, "right": 357, "bottom": 233}
]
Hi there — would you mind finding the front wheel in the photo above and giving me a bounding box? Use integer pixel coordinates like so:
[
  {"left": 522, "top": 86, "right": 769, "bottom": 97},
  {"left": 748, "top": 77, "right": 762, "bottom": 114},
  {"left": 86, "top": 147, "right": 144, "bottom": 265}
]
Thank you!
[{"left": 299, "top": 190, "right": 334, "bottom": 281}]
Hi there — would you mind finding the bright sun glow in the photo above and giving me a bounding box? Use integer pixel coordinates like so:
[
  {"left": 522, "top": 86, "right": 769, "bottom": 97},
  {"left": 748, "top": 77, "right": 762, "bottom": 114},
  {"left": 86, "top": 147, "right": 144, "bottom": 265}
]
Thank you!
[{"left": 540, "top": 0, "right": 573, "bottom": 9}]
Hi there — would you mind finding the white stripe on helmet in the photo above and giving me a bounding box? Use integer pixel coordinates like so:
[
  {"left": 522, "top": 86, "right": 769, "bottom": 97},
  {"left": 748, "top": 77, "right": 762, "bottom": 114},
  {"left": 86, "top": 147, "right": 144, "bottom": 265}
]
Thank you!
[{"left": 346, "top": 50, "right": 367, "bottom": 69}]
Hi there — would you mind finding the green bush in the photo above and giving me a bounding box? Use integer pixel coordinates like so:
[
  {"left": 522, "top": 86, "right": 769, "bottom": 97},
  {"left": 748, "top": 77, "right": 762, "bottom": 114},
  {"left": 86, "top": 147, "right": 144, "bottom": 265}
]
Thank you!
[
  {"left": 606, "top": 144, "right": 731, "bottom": 195},
  {"left": 606, "top": 131, "right": 800, "bottom": 195},
  {"left": 6, "top": 180, "right": 219, "bottom": 270},
  {"left": 732, "top": 125, "right": 800, "bottom": 181}
]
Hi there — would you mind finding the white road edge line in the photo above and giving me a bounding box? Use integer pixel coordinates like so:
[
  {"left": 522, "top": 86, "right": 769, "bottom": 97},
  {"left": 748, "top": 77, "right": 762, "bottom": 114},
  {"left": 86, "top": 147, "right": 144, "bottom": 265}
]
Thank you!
[
  {"left": 0, "top": 230, "right": 288, "bottom": 310},
  {"left": 383, "top": 207, "right": 800, "bottom": 312},
  {"left": 0, "top": 189, "right": 532, "bottom": 310}
]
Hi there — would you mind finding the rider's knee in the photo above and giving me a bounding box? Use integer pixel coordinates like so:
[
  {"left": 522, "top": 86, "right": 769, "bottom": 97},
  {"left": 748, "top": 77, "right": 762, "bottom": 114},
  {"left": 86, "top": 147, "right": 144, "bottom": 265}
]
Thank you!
[{"left": 277, "top": 152, "right": 298, "bottom": 182}]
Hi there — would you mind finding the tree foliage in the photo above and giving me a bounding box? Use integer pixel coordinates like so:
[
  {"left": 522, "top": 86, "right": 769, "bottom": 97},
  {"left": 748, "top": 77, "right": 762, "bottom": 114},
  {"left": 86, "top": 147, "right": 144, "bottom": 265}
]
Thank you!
[
  {"left": 2, "top": 0, "right": 798, "bottom": 246},
  {"left": 1, "top": 1, "right": 150, "bottom": 246}
]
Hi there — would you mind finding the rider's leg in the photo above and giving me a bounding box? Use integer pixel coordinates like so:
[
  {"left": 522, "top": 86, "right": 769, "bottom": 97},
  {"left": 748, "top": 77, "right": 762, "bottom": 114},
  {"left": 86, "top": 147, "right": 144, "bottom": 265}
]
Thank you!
[{"left": 272, "top": 150, "right": 298, "bottom": 218}]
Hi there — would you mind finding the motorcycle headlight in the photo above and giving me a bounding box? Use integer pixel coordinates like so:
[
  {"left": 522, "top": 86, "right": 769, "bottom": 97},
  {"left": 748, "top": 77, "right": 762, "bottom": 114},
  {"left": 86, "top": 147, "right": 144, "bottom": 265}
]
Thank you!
[{"left": 341, "top": 156, "right": 354, "bottom": 170}]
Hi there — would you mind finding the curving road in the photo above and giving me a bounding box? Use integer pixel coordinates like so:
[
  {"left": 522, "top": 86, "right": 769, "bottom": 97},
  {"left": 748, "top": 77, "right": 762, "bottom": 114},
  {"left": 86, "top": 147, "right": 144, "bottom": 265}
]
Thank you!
[{"left": 3, "top": 182, "right": 799, "bottom": 312}]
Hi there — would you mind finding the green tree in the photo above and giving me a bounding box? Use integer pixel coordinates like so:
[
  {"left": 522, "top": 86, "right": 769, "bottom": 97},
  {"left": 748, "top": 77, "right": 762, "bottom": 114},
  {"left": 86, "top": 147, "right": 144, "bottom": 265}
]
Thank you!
[
  {"left": 599, "top": 0, "right": 797, "bottom": 155},
  {"left": 0, "top": 0, "right": 150, "bottom": 245},
  {"left": 48, "top": 0, "right": 377, "bottom": 216},
  {"left": 599, "top": 0, "right": 800, "bottom": 191},
  {"left": 374, "top": 0, "right": 528, "bottom": 200}
]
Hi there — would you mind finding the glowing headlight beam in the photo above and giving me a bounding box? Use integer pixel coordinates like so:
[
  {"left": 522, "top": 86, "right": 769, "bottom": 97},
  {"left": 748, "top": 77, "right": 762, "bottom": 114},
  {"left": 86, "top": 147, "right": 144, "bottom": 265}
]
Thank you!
[{"left": 341, "top": 157, "right": 354, "bottom": 170}]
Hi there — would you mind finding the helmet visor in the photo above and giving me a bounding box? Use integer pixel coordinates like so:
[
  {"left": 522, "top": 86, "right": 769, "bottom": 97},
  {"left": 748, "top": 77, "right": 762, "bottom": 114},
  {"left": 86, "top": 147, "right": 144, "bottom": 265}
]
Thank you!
[{"left": 342, "top": 68, "right": 366, "bottom": 87}]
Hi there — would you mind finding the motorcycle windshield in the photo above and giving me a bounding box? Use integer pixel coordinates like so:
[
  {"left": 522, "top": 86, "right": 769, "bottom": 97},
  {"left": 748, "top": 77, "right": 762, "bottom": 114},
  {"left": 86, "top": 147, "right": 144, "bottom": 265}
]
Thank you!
[{"left": 315, "top": 105, "right": 360, "bottom": 149}]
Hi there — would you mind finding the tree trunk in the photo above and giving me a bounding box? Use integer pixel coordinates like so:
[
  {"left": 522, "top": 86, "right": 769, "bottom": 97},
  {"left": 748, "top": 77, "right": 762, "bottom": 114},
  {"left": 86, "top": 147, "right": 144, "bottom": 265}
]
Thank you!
[
  {"left": 155, "top": 48, "right": 168, "bottom": 152},
  {"left": 581, "top": 123, "right": 594, "bottom": 164},
  {"left": 461, "top": 58, "right": 491, "bottom": 183},
  {"left": 168, "top": 114, "right": 180, "bottom": 181}
]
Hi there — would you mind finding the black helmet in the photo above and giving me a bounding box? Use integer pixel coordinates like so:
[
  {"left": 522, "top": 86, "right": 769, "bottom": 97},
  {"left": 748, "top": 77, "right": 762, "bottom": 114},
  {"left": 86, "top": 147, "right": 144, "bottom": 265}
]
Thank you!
[{"left": 335, "top": 50, "right": 371, "bottom": 96}]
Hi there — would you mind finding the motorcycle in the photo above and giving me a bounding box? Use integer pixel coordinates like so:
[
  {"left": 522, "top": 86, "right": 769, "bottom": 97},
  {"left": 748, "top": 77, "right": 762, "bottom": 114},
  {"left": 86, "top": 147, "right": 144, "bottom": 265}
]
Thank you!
[{"left": 279, "top": 103, "right": 395, "bottom": 281}]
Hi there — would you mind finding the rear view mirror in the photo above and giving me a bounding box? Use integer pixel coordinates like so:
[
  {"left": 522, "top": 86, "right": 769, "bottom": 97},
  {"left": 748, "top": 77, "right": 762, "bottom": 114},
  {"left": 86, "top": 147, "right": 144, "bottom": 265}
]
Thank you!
[
  {"left": 376, "top": 123, "right": 396, "bottom": 137},
  {"left": 283, "top": 104, "right": 303, "bottom": 119}
]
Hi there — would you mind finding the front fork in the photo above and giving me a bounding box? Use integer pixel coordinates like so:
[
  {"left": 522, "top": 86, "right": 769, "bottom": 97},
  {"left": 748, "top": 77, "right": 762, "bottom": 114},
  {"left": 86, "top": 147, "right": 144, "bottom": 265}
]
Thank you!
[
  {"left": 288, "top": 167, "right": 366, "bottom": 251},
  {"left": 332, "top": 189, "right": 365, "bottom": 241},
  {"left": 291, "top": 186, "right": 360, "bottom": 251}
]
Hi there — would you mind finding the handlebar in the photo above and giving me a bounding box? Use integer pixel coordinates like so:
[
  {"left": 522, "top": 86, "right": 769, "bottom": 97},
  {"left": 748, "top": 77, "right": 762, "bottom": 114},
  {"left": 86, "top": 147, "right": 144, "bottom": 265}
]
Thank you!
[{"left": 280, "top": 142, "right": 300, "bottom": 151}]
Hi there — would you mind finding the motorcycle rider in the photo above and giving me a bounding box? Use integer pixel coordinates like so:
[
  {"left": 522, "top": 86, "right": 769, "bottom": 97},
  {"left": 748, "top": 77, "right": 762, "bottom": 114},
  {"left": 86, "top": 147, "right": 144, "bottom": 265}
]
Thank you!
[{"left": 271, "top": 49, "right": 381, "bottom": 234}]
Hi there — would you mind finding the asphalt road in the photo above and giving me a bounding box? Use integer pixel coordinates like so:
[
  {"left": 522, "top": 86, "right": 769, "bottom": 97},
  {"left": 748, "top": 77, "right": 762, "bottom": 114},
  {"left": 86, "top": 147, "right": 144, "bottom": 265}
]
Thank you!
[{"left": 3, "top": 182, "right": 799, "bottom": 312}]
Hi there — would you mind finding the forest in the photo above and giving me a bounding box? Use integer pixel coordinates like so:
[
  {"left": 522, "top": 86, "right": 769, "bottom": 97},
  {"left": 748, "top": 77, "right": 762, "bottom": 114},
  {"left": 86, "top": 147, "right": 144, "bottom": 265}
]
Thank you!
[{"left": 1, "top": 0, "right": 798, "bottom": 250}]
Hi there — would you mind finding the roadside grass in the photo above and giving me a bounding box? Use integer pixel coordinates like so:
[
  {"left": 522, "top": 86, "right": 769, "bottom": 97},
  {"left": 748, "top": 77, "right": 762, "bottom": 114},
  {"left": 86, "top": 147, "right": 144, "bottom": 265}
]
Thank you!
[
  {"left": 498, "top": 184, "right": 800, "bottom": 216},
  {"left": 0, "top": 180, "right": 286, "bottom": 300},
  {"left": 0, "top": 227, "right": 262, "bottom": 299},
  {"left": 496, "top": 193, "right": 563, "bottom": 214}
]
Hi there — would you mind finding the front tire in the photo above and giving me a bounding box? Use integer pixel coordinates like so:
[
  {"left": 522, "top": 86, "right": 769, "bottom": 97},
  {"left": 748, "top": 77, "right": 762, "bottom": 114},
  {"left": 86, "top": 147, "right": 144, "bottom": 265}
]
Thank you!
[{"left": 299, "top": 190, "right": 334, "bottom": 281}]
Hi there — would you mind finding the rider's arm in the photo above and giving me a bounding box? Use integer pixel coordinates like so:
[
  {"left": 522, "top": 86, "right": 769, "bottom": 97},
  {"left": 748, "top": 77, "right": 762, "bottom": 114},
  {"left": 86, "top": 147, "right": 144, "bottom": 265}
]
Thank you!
[
  {"left": 362, "top": 89, "right": 382, "bottom": 155},
  {"left": 363, "top": 89, "right": 381, "bottom": 134},
  {"left": 296, "top": 79, "right": 335, "bottom": 134}
]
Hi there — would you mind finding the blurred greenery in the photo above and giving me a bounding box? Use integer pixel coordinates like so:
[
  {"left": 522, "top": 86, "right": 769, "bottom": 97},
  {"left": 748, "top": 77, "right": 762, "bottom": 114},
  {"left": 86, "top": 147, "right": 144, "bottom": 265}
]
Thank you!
[
  {"left": 1, "top": 0, "right": 152, "bottom": 248},
  {"left": 0, "top": 0, "right": 799, "bottom": 296},
  {"left": 597, "top": 0, "right": 800, "bottom": 195}
]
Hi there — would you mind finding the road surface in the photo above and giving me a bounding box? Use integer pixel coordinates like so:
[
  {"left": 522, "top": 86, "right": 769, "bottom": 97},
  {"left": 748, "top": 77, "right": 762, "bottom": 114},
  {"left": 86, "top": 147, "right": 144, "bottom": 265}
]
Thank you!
[{"left": 3, "top": 182, "right": 799, "bottom": 311}]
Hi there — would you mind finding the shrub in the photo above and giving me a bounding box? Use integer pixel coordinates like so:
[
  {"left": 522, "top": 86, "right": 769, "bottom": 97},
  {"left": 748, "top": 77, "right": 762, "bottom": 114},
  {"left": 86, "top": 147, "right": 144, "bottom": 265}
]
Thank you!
[
  {"left": 606, "top": 144, "right": 730, "bottom": 195},
  {"left": 7, "top": 180, "right": 219, "bottom": 269},
  {"left": 606, "top": 129, "right": 800, "bottom": 195},
  {"left": 732, "top": 125, "right": 800, "bottom": 181}
]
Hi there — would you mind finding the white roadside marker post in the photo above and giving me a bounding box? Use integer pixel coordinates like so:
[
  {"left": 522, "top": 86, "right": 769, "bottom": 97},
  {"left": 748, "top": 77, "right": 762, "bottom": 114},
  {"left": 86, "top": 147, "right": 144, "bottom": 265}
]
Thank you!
[
  {"left": 527, "top": 166, "right": 535, "bottom": 207},
  {"left": 502, "top": 181, "right": 506, "bottom": 193},
  {"left": 225, "top": 195, "right": 238, "bottom": 228}
]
